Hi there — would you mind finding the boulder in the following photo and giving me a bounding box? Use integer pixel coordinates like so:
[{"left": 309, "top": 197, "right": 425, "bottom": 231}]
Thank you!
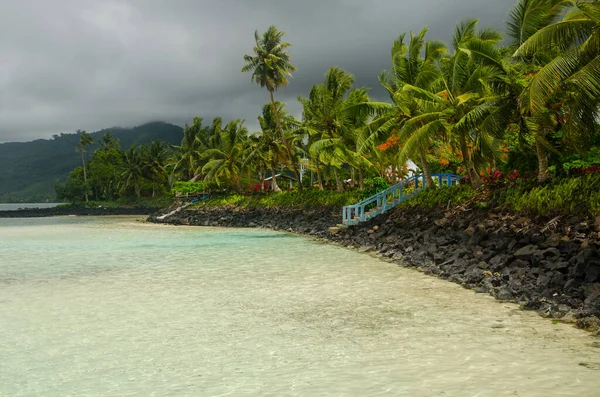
[
  {"left": 514, "top": 245, "right": 539, "bottom": 261},
  {"left": 495, "top": 286, "right": 513, "bottom": 301},
  {"left": 585, "top": 262, "right": 600, "bottom": 283}
]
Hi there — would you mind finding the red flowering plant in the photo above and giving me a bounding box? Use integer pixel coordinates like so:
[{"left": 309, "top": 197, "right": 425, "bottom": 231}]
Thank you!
[
  {"left": 377, "top": 133, "right": 401, "bottom": 152},
  {"left": 460, "top": 169, "right": 522, "bottom": 187},
  {"left": 569, "top": 164, "right": 600, "bottom": 175}
]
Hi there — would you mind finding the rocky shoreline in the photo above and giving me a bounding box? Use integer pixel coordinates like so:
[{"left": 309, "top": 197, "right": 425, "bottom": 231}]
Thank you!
[
  {"left": 0, "top": 206, "right": 159, "bottom": 218},
  {"left": 149, "top": 203, "right": 600, "bottom": 334}
]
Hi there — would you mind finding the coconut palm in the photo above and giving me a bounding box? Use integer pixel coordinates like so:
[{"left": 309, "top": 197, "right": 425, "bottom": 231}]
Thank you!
[
  {"left": 393, "top": 21, "right": 504, "bottom": 188},
  {"left": 367, "top": 28, "right": 447, "bottom": 189},
  {"left": 242, "top": 26, "right": 303, "bottom": 190},
  {"left": 253, "top": 102, "right": 293, "bottom": 191},
  {"left": 142, "top": 141, "right": 169, "bottom": 197},
  {"left": 75, "top": 130, "right": 94, "bottom": 202},
  {"left": 513, "top": 0, "right": 600, "bottom": 181},
  {"left": 121, "top": 145, "right": 146, "bottom": 199},
  {"left": 202, "top": 119, "right": 249, "bottom": 191},
  {"left": 172, "top": 118, "right": 209, "bottom": 181},
  {"left": 99, "top": 132, "right": 120, "bottom": 151},
  {"left": 299, "top": 67, "right": 376, "bottom": 191}
]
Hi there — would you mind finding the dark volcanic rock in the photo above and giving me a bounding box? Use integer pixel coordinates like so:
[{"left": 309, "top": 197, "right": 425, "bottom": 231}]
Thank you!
[{"left": 514, "top": 245, "right": 538, "bottom": 261}]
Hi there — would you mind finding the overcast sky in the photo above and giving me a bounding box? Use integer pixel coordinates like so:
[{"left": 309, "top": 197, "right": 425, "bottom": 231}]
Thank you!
[{"left": 0, "top": 0, "right": 516, "bottom": 142}]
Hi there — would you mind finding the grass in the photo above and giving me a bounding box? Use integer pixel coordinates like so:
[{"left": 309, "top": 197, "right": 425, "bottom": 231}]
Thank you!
[
  {"left": 398, "top": 173, "right": 600, "bottom": 218},
  {"left": 500, "top": 173, "right": 600, "bottom": 217},
  {"left": 58, "top": 196, "right": 173, "bottom": 209},
  {"left": 401, "top": 184, "right": 477, "bottom": 210},
  {"left": 196, "top": 190, "right": 362, "bottom": 209}
]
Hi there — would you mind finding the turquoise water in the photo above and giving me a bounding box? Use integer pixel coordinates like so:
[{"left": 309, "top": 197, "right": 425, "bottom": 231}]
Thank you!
[{"left": 0, "top": 216, "right": 599, "bottom": 396}]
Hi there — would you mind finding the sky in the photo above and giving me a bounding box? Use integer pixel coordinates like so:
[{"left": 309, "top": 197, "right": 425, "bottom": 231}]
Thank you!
[{"left": 0, "top": 0, "right": 516, "bottom": 143}]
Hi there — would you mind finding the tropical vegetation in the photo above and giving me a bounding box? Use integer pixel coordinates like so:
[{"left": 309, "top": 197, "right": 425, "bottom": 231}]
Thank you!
[{"left": 56, "top": 1, "right": 600, "bottom": 218}]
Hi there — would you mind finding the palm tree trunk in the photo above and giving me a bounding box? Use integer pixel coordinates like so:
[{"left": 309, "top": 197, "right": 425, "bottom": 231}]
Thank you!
[
  {"left": 536, "top": 138, "right": 551, "bottom": 183},
  {"left": 358, "top": 167, "right": 364, "bottom": 191},
  {"left": 269, "top": 90, "right": 302, "bottom": 191},
  {"left": 152, "top": 182, "right": 156, "bottom": 198},
  {"left": 271, "top": 168, "right": 281, "bottom": 192},
  {"left": 315, "top": 154, "right": 324, "bottom": 191},
  {"left": 419, "top": 147, "right": 436, "bottom": 189},
  {"left": 81, "top": 150, "right": 89, "bottom": 202},
  {"left": 459, "top": 133, "right": 482, "bottom": 188},
  {"left": 258, "top": 172, "right": 265, "bottom": 191},
  {"left": 350, "top": 168, "right": 356, "bottom": 188},
  {"left": 333, "top": 168, "right": 343, "bottom": 192}
]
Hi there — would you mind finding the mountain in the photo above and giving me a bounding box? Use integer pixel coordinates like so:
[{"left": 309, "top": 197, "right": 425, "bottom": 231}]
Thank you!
[{"left": 0, "top": 122, "right": 183, "bottom": 202}]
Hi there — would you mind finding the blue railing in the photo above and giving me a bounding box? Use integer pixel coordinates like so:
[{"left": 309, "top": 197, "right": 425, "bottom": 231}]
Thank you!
[{"left": 342, "top": 173, "right": 460, "bottom": 225}]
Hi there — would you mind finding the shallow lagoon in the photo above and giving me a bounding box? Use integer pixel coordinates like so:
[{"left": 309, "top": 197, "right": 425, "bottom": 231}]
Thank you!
[{"left": 0, "top": 216, "right": 598, "bottom": 396}]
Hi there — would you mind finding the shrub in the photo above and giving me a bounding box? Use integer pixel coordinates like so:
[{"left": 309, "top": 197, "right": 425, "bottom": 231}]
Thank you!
[
  {"left": 401, "top": 184, "right": 476, "bottom": 209},
  {"left": 172, "top": 181, "right": 205, "bottom": 195},
  {"left": 501, "top": 173, "right": 600, "bottom": 217},
  {"left": 360, "top": 177, "right": 390, "bottom": 200},
  {"left": 201, "top": 190, "right": 361, "bottom": 209}
]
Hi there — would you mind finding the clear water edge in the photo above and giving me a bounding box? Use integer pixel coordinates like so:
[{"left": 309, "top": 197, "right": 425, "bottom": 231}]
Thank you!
[{"left": 0, "top": 216, "right": 598, "bottom": 396}]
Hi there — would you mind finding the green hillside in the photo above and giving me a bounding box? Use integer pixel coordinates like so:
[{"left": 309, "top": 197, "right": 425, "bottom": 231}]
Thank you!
[{"left": 0, "top": 122, "right": 183, "bottom": 202}]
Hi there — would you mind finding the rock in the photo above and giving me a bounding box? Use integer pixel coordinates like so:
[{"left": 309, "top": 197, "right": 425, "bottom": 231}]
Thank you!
[
  {"left": 489, "top": 254, "right": 510, "bottom": 270},
  {"left": 584, "top": 291, "right": 600, "bottom": 316},
  {"left": 434, "top": 218, "right": 449, "bottom": 227},
  {"left": 392, "top": 252, "right": 404, "bottom": 261},
  {"left": 564, "top": 278, "right": 582, "bottom": 291},
  {"left": 577, "top": 248, "right": 597, "bottom": 265},
  {"left": 514, "top": 245, "right": 538, "bottom": 261},
  {"left": 510, "top": 259, "right": 529, "bottom": 268},
  {"left": 465, "top": 226, "right": 475, "bottom": 236},
  {"left": 536, "top": 274, "right": 552, "bottom": 289},
  {"left": 373, "top": 225, "right": 380, "bottom": 231},
  {"left": 464, "top": 266, "right": 484, "bottom": 284},
  {"left": 495, "top": 286, "right": 513, "bottom": 301},
  {"left": 540, "top": 248, "right": 561, "bottom": 258},
  {"left": 577, "top": 316, "right": 600, "bottom": 333},
  {"left": 328, "top": 227, "right": 340, "bottom": 235},
  {"left": 358, "top": 245, "right": 375, "bottom": 253},
  {"left": 550, "top": 304, "right": 573, "bottom": 319},
  {"left": 585, "top": 263, "right": 600, "bottom": 283}
]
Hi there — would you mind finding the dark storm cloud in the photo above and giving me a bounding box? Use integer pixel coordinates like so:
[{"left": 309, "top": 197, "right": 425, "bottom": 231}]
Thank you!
[{"left": 0, "top": 0, "right": 515, "bottom": 142}]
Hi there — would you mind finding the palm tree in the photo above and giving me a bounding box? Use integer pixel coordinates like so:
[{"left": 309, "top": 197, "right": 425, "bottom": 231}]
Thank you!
[
  {"left": 172, "top": 117, "right": 209, "bottom": 181},
  {"left": 513, "top": 0, "right": 599, "bottom": 182},
  {"left": 99, "top": 132, "right": 120, "bottom": 151},
  {"left": 242, "top": 26, "right": 303, "bottom": 190},
  {"left": 244, "top": 134, "right": 270, "bottom": 191},
  {"left": 142, "top": 141, "right": 169, "bottom": 197},
  {"left": 251, "top": 102, "right": 293, "bottom": 191},
  {"left": 121, "top": 145, "right": 146, "bottom": 199},
  {"left": 299, "top": 67, "right": 376, "bottom": 191},
  {"left": 368, "top": 28, "right": 447, "bottom": 189},
  {"left": 75, "top": 130, "right": 94, "bottom": 202},
  {"left": 391, "top": 21, "right": 504, "bottom": 188},
  {"left": 202, "top": 119, "right": 249, "bottom": 191}
]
